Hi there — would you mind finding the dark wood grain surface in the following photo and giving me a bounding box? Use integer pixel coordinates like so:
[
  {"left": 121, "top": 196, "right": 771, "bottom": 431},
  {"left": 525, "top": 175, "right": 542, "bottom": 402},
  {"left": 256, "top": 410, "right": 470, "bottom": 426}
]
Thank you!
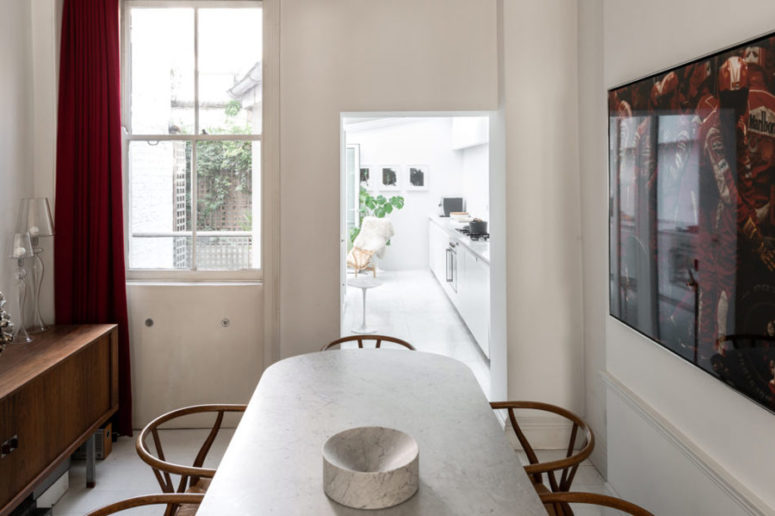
[{"left": 0, "top": 325, "right": 118, "bottom": 516}]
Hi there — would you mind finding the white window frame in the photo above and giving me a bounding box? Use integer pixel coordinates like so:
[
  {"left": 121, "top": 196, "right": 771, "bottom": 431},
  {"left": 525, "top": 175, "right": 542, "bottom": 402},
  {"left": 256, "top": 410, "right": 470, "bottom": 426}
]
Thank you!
[{"left": 121, "top": 0, "right": 263, "bottom": 282}]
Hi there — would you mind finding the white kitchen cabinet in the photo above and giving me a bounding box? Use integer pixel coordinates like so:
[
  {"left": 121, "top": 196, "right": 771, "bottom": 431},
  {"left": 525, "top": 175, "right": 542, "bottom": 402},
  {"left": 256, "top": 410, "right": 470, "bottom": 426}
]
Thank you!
[
  {"left": 451, "top": 117, "right": 489, "bottom": 150},
  {"left": 459, "top": 247, "right": 490, "bottom": 358},
  {"left": 428, "top": 218, "right": 490, "bottom": 358},
  {"left": 428, "top": 220, "right": 450, "bottom": 286}
]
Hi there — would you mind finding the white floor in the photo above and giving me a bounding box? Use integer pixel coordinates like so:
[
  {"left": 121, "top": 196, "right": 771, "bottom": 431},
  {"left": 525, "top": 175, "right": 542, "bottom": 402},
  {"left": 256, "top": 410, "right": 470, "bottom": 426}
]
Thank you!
[
  {"left": 343, "top": 269, "right": 492, "bottom": 396},
  {"left": 52, "top": 429, "right": 233, "bottom": 515}
]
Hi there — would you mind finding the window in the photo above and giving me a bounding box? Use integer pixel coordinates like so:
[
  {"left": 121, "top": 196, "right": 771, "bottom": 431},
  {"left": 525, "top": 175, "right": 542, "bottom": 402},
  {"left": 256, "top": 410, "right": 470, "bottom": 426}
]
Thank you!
[{"left": 122, "top": 1, "right": 262, "bottom": 276}]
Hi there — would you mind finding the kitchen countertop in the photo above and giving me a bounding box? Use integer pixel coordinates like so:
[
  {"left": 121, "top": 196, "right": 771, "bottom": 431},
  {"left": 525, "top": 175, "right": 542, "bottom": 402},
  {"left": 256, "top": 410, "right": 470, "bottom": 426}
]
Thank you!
[{"left": 428, "top": 215, "right": 490, "bottom": 265}]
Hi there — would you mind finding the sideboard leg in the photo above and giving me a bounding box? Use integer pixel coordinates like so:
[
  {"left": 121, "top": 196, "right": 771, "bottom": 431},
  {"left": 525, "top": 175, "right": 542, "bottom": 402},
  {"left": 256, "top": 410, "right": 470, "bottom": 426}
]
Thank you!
[{"left": 86, "top": 435, "right": 96, "bottom": 488}]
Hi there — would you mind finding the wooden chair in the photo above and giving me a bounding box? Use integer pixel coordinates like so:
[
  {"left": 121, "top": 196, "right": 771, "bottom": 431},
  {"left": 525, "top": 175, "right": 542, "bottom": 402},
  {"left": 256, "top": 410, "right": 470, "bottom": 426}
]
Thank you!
[
  {"left": 85, "top": 493, "right": 203, "bottom": 516},
  {"left": 540, "top": 491, "right": 653, "bottom": 516},
  {"left": 490, "top": 401, "right": 594, "bottom": 494},
  {"left": 136, "top": 404, "right": 246, "bottom": 497},
  {"left": 321, "top": 334, "right": 415, "bottom": 351}
]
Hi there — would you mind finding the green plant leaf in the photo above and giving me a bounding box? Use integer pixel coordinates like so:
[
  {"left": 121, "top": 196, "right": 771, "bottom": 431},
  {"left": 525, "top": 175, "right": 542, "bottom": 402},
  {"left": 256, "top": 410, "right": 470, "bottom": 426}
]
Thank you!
[
  {"left": 384, "top": 204, "right": 393, "bottom": 214},
  {"left": 390, "top": 196, "right": 404, "bottom": 209}
]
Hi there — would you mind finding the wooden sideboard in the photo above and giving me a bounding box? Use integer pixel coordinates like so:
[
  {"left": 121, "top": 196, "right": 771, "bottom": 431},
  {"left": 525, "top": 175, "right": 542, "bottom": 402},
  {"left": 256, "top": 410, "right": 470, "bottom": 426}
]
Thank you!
[{"left": 0, "top": 325, "right": 118, "bottom": 516}]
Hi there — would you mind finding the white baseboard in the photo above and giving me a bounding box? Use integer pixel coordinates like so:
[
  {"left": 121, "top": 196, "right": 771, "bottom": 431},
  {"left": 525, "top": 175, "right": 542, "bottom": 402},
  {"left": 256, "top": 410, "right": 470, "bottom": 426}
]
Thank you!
[{"left": 603, "top": 371, "right": 770, "bottom": 516}]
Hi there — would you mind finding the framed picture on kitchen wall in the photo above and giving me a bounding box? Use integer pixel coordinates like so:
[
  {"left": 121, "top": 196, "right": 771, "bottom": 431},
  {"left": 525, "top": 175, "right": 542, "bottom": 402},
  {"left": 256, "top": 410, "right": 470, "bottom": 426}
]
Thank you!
[
  {"left": 379, "top": 165, "right": 401, "bottom": 191},
  {"left": 406, "top": 165, "right": 429, "bottom": 191},
  {"left": 359, "top": 164, "right": 376, "bottom": 191},
  {"left": 608, "top": 29, "right": 775, "bottom": 413}
]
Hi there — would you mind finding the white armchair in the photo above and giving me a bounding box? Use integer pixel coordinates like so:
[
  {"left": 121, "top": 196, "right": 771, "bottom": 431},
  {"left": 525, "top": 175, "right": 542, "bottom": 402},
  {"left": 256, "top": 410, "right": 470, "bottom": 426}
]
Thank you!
[{"left": 347, "top": 216, "right": 394, "bottom": 277}]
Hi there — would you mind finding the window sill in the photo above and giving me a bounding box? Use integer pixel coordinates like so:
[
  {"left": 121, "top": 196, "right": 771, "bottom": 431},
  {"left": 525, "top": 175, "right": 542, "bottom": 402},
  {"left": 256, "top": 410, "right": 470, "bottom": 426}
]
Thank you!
[
  {"left": 126, "top": 269, "right": 262, "bottom": 284},
  {"left": 126, "top": 280, "right": 262, "bottom": 287}
]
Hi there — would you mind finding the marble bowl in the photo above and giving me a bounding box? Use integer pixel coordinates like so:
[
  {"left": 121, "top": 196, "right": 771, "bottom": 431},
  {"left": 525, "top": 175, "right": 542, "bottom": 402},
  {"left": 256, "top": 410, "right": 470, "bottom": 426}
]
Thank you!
[{"left": 323, "top": 426, "right": 419, "bottom": 509}]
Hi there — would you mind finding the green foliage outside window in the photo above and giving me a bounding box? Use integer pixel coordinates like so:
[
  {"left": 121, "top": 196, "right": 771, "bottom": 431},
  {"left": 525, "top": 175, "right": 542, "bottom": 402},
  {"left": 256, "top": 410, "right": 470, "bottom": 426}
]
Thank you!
[{"left": 186, "top": 100, "right": 253, "bottom": 231}]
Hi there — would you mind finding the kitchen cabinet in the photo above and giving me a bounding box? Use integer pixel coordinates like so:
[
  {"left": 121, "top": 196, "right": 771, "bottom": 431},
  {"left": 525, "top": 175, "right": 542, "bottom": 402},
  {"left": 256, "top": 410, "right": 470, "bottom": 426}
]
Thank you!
[
  {"left": 428, "top": 218, "right": 489, "bottom": 357},
  {"left": 451, "top": 117, "right": 489, "bottom": 150},
  {"left": 429, "top": 221, "right": 451, "bottom": 289},
  {"left": 459, "top": 249, "right": 490, "bottom": 358}
]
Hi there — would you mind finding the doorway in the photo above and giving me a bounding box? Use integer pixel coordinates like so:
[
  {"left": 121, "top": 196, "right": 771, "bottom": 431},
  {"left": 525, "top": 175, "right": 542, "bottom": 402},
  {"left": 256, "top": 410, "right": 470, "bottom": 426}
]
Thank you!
[{"left": 339, "top": 113, "right": 505, "bottom": 399}]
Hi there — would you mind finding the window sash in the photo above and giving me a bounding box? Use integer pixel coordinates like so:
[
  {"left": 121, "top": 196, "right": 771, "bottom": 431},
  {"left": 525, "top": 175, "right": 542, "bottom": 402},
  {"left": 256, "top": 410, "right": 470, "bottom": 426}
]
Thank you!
[{"left": 122, "top": 0, "right": 262, "bottom": 279}]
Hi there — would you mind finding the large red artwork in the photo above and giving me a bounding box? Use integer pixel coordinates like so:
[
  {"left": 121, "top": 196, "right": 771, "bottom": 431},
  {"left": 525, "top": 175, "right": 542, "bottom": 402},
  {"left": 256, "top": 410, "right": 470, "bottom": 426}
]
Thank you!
[{"left": 609, "top": 33, "right": 775, "bottom": 411}]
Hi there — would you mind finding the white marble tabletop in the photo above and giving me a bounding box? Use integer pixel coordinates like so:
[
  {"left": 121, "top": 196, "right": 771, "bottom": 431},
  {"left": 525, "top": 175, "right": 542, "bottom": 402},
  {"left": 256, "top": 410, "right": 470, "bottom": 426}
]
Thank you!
[
  {"left": 347, "top": 276, "right": 383, "bottom": 289},
  {"left": 197, "top": 350, "right": 545, "bottom": 515}
]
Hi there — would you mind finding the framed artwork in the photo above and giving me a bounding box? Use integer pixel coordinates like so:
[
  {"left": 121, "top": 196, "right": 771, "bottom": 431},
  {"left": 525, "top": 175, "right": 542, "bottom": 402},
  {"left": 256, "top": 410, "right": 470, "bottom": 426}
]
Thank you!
[
  {"left": 359, "top": 164, "right": 375, "bottom": 191},
  {"left": 406, "top": 165, "right": 428, "bottom": 191},
  {"left": 379, "top": 165, "right": 401, "bottom": 191},
  {"left": 609, "top": 30, "right": 775, "bottom": 412}
]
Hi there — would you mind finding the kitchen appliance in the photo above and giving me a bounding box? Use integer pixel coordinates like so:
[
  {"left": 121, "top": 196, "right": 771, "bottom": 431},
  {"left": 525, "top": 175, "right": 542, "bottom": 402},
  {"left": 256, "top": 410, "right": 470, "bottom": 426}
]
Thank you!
[
  {"left": 439, "top": 197, "right": 465, "bottom": 217},
  {"left": 468, "top": 218, "right": 488, "bottom": 236},
  {"left": 455, "top": 227, "right": 490, "bottom": 241},
  {"left": 445, "top": 241, "right": 458, "bottom": 292}
]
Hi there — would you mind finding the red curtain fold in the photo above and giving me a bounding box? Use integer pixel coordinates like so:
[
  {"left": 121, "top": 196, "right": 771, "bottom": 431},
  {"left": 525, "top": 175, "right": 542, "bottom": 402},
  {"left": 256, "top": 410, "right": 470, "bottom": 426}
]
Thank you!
[{"left": 55, "top": 0, "right": 132, "bottom": 436}]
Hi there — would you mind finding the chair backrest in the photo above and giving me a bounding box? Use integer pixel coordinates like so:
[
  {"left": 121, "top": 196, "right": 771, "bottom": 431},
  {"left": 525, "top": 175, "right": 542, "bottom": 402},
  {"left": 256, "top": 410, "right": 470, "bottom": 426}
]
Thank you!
[
  {"left": 540, "top": 491, "right": 653, "bottom": 516},
  {"left": 490, "top": 401, "right": 594, "bottom": 492},
  {"left": 136, "top": 404, "right": 246, "bottom": 493},
  {"left": 85, "top": 493, "right": 204, "bottom": 516},
  {"left": 321, "top": 334, "right": 415, "bottom": 351},
  {"left": 353, "top": 216, "right": 394, "bottom": 254}
]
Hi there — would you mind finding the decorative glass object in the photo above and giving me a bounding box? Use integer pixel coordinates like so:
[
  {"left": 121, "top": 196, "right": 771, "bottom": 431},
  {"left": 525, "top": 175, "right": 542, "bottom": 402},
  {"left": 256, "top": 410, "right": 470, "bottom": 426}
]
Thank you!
[
  {"left": 0, "top": 291, "right": 14, "bottom": 353},
  {"left": 16, "top": 198, "right": 54, "bottom": 332},
  {"left": 9, "top": 232, "right": 34, "bottom": 342}
]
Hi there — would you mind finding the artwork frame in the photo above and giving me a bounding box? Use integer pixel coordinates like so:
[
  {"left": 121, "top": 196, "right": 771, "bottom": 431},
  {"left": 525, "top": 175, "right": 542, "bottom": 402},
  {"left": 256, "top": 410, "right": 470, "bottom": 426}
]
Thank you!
[
  {"left": 379, "top": 165, "right": 401, "bottom": 192},
  {"left": 359, "top": 164, "right": 376, "bottom": 191},
  {"left": 608, "top": 30, "right": 775, "bottom": 413},
  {"left": 406, "top": 165, "right": 429, "bottom": 191}
]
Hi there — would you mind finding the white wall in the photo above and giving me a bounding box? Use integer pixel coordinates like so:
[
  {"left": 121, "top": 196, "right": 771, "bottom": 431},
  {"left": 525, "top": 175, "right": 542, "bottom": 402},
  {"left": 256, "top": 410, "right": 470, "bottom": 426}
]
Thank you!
[
  {"left": 346, "top": 117, "right": 489, "bottom": 271},
  {"left": 589, "top": 0, "right": 775, "bottom": 512},
  {"left": 30, "top": 0, "right": 59, "bottom": 328},
  {"left": 0, "top": 0, "right": 34, "bottom": 327},
  {"left": 279, "top": 0, "right": 498, "bottom": 357},
  {"left": 460, "top": 142, "right": 490, "bottom": 223},
  {"left": 577, "top": 0, "right": 608, "bottom": 475},
  {"left": 127, "top": 283, "right": 263, "bottom": 426},
  {"left": 501, "top": 0, "right": 585, "bottom": 417}
]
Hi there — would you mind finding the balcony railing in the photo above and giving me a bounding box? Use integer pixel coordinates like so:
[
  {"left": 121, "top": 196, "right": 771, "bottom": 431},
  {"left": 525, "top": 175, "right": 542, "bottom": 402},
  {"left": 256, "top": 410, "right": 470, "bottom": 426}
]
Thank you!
[{"left": 130, "top": 231, "right": 255, "bottom": 271}]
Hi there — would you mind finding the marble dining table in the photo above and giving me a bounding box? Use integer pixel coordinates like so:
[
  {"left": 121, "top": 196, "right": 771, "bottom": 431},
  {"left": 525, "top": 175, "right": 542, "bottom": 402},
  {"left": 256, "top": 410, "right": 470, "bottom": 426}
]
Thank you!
[{"left": 197, "top": 349, "right": 546, "bottom": 515}]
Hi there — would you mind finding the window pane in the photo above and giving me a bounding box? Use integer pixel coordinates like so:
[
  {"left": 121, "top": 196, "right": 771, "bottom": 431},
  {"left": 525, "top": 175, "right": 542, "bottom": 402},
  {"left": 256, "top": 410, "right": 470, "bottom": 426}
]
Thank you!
[
  {"left": 196, "top": 141, "right": 260, "bottom": 270},
  {"left": 129, "top": 141, "right": 192, "bottom": 269},
  {"left": 198, "top": 8, "right": 262, "bottom": 135},
  {"left": 130, "top": 9, "right": 194, "bottom": 134}
]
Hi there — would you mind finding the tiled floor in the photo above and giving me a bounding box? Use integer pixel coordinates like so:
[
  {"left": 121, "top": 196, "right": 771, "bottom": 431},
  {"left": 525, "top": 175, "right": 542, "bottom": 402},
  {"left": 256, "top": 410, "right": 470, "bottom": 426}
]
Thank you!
[
  {"left": 343, "top": 269, "right": 492, "bottom": 396},
  {"left": 52, "top": 430, "right": 611, "bottom": 515}
]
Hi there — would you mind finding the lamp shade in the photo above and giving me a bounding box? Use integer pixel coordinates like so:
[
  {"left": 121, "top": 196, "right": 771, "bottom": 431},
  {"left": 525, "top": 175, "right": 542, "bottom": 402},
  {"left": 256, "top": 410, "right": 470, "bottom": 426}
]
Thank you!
[
  {"left": 9, "top": 232, "right": 34, "bottom": 259},
  {"left": 17, "top": 198, "right": 54, "bottom": 238}
]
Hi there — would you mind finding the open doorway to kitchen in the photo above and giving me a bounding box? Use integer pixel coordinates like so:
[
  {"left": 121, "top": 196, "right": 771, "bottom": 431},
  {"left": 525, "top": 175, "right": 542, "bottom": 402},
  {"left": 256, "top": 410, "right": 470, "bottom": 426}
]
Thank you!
[{"left": 339, "top": 113, "right": 504, "bottom": 399}]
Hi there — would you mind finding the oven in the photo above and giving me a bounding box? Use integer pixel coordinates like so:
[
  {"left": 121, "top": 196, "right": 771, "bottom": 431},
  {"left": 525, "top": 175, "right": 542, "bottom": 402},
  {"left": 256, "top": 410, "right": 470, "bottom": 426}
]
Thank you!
[{"left": 445, "top": 241, "right": 458, "bottom": 292}]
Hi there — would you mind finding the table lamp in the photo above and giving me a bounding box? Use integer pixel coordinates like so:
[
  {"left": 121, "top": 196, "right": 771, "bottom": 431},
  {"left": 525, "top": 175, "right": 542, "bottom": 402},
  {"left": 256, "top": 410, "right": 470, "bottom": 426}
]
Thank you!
[
  {"left": 8, "top": 232, "right": 34, "bottom": 342},
  {"left": 16, "top": 198, "right": 55, "bottom": 332}
]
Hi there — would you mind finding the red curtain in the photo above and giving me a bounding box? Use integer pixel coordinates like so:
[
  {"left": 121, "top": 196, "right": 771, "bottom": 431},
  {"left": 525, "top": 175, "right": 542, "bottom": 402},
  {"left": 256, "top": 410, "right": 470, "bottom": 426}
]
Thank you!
[{"left": 55, "top": 0, "right": 132, "bottom": 436}]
